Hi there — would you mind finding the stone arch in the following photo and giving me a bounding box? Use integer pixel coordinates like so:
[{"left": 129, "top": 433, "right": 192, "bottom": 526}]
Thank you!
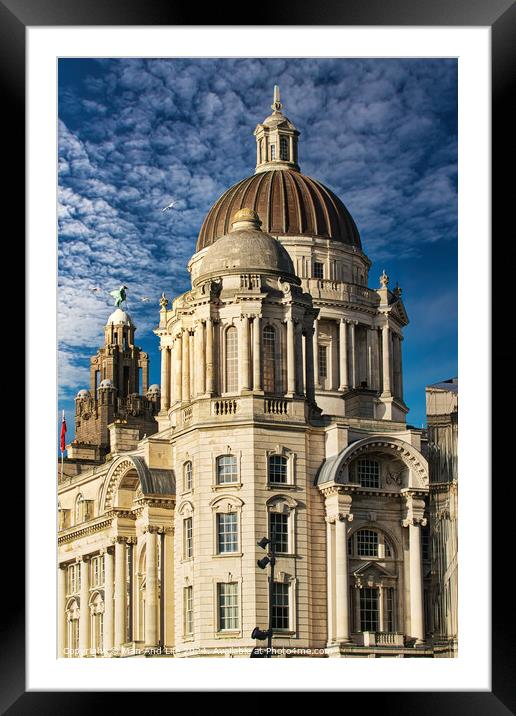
[
  {"left": 100, "top": 455, "right": 175, "bottom": 513},
  {"left": 316, "top": 436, "right": 428, "bottom": 489}
]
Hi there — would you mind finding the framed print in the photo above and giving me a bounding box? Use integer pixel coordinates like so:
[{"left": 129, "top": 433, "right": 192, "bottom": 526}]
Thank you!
[{"left": 3, "top": 0, "right": 513, "bottom": 710}]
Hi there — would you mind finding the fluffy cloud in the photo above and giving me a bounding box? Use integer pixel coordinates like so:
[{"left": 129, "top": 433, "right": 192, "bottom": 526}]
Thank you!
[{"left": 58, "top": 58, "right": 457, "bottom": 422}]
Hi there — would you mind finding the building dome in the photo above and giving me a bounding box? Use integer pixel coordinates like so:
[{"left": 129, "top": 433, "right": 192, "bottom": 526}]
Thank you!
[
  {"left": 195, "top": 209, "right": 298, "bottom": 286},
  {"left": 99, "top": 379, "right": 114, "bottom": 389},
  {"left": 147, "top": 384, "right": 161, "bottom": 394},
  {"left": 107, "top": 308, "right": 133, "bottom": 326},
  {"left": 76, "top": 389, "right": 90, "bottom": 398},
  {"left": 196, "top": 169, "right": 361, "bottom": 252}
]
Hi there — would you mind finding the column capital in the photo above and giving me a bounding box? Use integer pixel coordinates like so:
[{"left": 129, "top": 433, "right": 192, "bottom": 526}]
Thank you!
[
  {"left": 401, "top": 516, "right": 427, "bottom": 528},
  {"left": 142, "top": 525, "right": 161, "bottom": 535},
  {"left": 401, "top": 494, "right": 426, "bottom": 527},
  {"left": 78, "top": 554, "right": 91, "bottom": 563},
  {"left": 111, "top": 535, "right": 130, "bottom": 545}
]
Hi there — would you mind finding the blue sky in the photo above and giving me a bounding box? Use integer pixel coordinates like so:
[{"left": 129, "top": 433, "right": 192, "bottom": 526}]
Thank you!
[{"left": 58, "top": 58, "right": 457, "bottom": 442}]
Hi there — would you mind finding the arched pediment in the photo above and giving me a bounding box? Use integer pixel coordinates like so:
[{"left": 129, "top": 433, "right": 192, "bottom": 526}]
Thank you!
[
  {"left": 316, "top": 436, "right": 428, "bottom": 489},
  {"left": 100, "top": 455, "right": 176, "bottom": 512}
]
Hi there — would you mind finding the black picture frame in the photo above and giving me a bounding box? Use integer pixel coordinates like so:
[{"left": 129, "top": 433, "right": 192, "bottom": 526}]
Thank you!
[{"left": 4, "top": 0, "right": 513, "bottom": 710}]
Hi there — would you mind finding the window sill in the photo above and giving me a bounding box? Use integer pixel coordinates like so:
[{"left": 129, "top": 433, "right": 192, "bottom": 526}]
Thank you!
[
  {"left": 267, "top": 483, "right": 296, "bottom": 490},
  {"left": 215, "top": 630, "right": 241, "bottom": 638},
  {"left": 212, "top": 483, "right": 242, "bottom": 490},
  {"left": 212, "top": 552, "right": 243, "bottom": 559}
]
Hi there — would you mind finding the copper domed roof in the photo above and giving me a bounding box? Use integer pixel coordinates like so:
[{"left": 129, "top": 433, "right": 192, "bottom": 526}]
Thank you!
[{"left": 196, "top": 169, "right": 361, "bottom": 252}]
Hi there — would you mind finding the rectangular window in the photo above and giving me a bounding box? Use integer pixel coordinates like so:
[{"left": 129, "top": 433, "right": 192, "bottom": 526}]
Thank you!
[
  {"left": 272, "top": 582, "right": 290, "bottom": 630},
  {"left": 91, "top": 555, "right": 104, "bottom": 587},
  {"left": 268, "top": 454, "right": 288, "bottom": 484},
  {"left": 183, "top": 517, "right": 193, "bottom": 559},
  {"left": 68, "top": 564, "right": 80, "bottom": 594},
  {"left": 318, "top": 345, "right": 328, "bottom": 379},
  {"left": 356, "top": 529, "right": 379, "bottom": 557},
  {"left": 357, "top": 459, "right": 380, "bottom": 488},
  {"left": 360, "top": 587, "right": 379, "bottom": 632},
  {"left": 217, "top": 512, "right": 238, "bottom": 553},
  {"left": 280, "top": 136, "right": 289, "bottom": 161},
  {"left": 269, "top": 512, "right": 289, "bottom": 554},
  {"left": 422, "top": 526, "right": 430, "bottom": 561},
  {"left": 225, "top": 326, "right": 238, "bottom": 392},
  {"left": 270, "top": 144, "right": 276, "bottom": 160},
  {"left": 313, "top": 261, "right": 324, "bottom": 279},
  {"left": 218, "top": 582, "right": 239, "bottom": 631},
  {"left": 216, "top": 455, "right": 238, "bottom": 484},
  {"left": 183, "top": 586, "right": 193, "bottom": 636},
  {"left": 183, "top": 461, "right": 193, "bottom": 492}
]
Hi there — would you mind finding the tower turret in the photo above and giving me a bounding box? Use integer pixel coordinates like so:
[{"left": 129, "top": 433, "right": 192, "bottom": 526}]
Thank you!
[{"left": 254, "top": 85, "right": 300, "bottom": 173}]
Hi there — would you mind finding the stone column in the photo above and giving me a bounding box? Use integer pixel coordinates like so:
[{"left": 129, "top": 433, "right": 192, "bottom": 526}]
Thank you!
[
  {"left": 305, "top": 327, "right": 316, "bottom": 404},
  {"left": 206, "top": 318, "right": 215, "bottom": 395},
  {"left": 252, "top": 316, "right": 262, "bottom": 391},
  {"left": 79, "top": 556, "right": 90, "bottom": 657},
  {"left": 145, "top": 529, "right": 159, "bottom": 648},
  {"left": 182, "top": 329, "right": 190, "bottom": 402},
  {"left": 58, "top": 565, "right": 67, "bottom": 657},
  {"left": 378, "top": 584, "right": 384, "bottom": 632},
  {"left": 335, "top": 513, "right": 353, "bottom": 643},
  {"left": 313, "top": 318, "right": 320, "bottom": 388},
  {"left": 398, "top": 335, "right": 404, "bottom": 402},
  {"left": 338, "top": 319, "right": 349, "bottom": 391},
  {"left": 195, "top": 321, "right": 206, "bottom": 396},
  {"left": 408, "top": 521, "right": 425, "bottom": 643},
  {"left": 103, "top": 548, "right": 114, "bottom": 656},
  {"left": 189, "top": 330, "right": 195, "bottom": 399},
  {"left": 366, "top": 327, "right": 373, "bottom": 389},
  {"left": 160, "top": 346, "right": 170, "bottom": 411},
  {"left": 403, "top": 496, "right": 426, "bottom": 643},
  {"left": 295, "top": 321, "right": 304, "bottom": 396},
  {"left": 239, "top": 315, "right": 251, "bottom": 392},
  {"left": 371, "top": 328, "right": 379, "bottom": 391},
  {"left": 325, "top": 519, "right": 335, "bottom": 644},
  {"left": 350, "top": 321, "right": 357, "bottom": 389},
  {"left": 175, "top": 332, "right": 183, "bottom": 403},
  {"left": 381, "top": 320, "right": 392, "bottom": 396},
  {"left": 114, "top": 538, "right": 127, "bottom": 650},
  {"left": 286, "top": 317, "right": 296, "bottom": 395}
]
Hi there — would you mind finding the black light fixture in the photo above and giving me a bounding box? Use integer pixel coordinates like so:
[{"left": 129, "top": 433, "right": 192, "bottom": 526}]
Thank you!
[
  {"left": 251, "top": 529, "right": 277, "bottom": 658},
  {"left": 257, "top": 555, "right": 270, "bottom": 570}
]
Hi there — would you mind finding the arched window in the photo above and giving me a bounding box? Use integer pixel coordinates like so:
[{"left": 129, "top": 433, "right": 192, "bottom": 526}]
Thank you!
[
  {"left": 268, "top": 454, "right": 288, "bottom": 484},
  {"left": 183, "top": 461, "right": 193, "bottom": 492},
  {"left": 225, "top": 326, "right": 238, "bottom": 392},
  {"left": 263, "top": 325, "right": 277, "bottom": 393},
  {"left": 66, "top": 599, "right": 80, "bottom": 657},
  {"left": 348, "top": 528, "right": 394, "bottom": 559},
  {"left": 74, "top": 494, "right": 84, "bottom": 525}
]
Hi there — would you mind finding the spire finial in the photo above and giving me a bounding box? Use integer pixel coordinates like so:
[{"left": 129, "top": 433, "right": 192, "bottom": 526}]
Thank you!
[{"left": 271, "top": 84, "right": 282, "bottom": 112}]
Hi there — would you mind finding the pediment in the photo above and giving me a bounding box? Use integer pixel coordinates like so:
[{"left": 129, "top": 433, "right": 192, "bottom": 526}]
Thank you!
[
  {"left": 353, "top": 561, "right": 391, "bottom": 577},
  {"left": 389, "top": 297, "right": 409, "bottom": 326}
]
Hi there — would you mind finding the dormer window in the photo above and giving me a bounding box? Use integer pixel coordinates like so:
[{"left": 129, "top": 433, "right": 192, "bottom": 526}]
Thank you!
[{"left": 280, "top": 136, "right": 289, "bottom": 161}]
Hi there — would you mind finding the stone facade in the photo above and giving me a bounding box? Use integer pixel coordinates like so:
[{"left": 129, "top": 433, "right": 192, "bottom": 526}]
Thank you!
[
  {"left": 57, "top": 88, "right": 456, "bottom": 658},
  {"left": 426, "top": 379, "right": 458, "bottom": 657}
]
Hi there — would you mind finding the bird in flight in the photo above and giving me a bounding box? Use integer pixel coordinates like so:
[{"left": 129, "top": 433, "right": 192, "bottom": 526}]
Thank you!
[
  {"left": 88, "top": 286, "right": 102, "bottom": 294},
  {"left": 140, "top": 297, "right": 151, "bottom": 303},
  {"left": 161, "top": 200, "right": 177, "bottom": 213}
]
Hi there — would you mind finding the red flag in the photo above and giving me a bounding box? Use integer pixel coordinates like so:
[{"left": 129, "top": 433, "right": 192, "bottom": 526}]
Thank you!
[{"left": 60, "top": 410, "right": 67, "bottom": 453}]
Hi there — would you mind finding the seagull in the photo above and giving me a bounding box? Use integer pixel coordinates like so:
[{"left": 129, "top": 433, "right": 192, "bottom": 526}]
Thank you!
[
  {"left": 88, "top": 286, "right": 102, "bottom": 294},
  {"left": 140, "top": 297, "right": 151, "bottom": 303},
  {"left": 161, "top": 201, "right": 177, "bottom": 213}
]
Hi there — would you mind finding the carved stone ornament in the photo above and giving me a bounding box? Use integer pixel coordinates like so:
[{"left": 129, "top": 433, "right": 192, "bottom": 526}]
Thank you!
[
  {"left": 379, "top": 269, "right": 389, "bottom": 288},
  {"left": 159, "top": 292, "right": 169, "bottom": 310}
]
